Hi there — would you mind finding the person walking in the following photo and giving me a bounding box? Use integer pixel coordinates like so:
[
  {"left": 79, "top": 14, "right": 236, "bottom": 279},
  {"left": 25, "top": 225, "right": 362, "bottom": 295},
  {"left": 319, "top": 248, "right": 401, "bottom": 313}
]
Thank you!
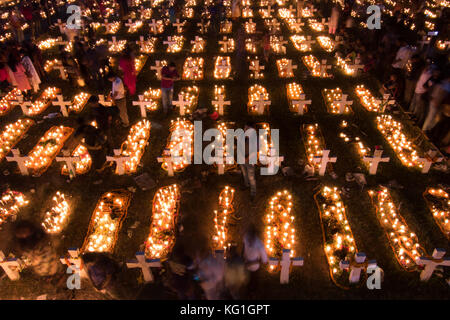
[
  {"left": 7, "top": 54, "right": 32, "bottom": 98},
  {"left": 224, "top": 245, "right": 248, "bottom": 299},
  {"left": 160, "top": 62, "right": 180, "bottom": 115},
  {"left": 20, "top": 49, "right": 41, "bottom": 93},
  {"left": 238, "top": 121, "right": 258, "bottom": 201},
  {"left": 119, "top": 46, "right": 136, "bottom": 96},
  {"left": 423, "top": 76, "right": 450, "bottom": 132},
  {"left": 108, "top": 72, "right": 129, "bottom": 127},
  {"left": 329, "top": 5, "right": 340, "bottom": 35}
]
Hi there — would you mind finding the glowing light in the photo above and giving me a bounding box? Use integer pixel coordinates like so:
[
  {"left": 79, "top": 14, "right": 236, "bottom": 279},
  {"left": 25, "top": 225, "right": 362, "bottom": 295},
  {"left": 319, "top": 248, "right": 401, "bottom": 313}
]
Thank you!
[
  {"left": 42, "top": 192, "right": 71, "bottom": 234},
  {"left": 355, "top": 85, "right": 382, "bottom": 112},
  {"left": 161, "top": 118, "right": 194, "bottom": 173},
  {"left": 213, "top": 186, "right": 235, "bottom": 251},
  {"left": 423, "top": 188, "right": 450, "bottom": 240},
  {"left": 322, "top": 88, "right": 352, "bottom": 114},
  {"left": 0, "top": 119, "right": 35, "bottom": 162},
  {"left": 214, "top": 56, "right": 232, "bottom": 79},
  {"left": 0, "top": 190, "right": 29, "bottom": 226},
  {"left": 182, "top": 57, "right": 204, "bottom": 80}
]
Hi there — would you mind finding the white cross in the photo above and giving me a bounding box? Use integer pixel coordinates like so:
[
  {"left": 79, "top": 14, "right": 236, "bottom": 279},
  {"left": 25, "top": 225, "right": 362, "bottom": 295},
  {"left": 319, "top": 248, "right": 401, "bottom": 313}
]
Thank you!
[
  {"left": 52, "top": 94, "right": 72, "bottom": 117},
  {"left": 418, "top": 36, "right": 430, "bottom": 49},
  {"left": 249, "top": 60, "right": 264, "bottom": 76},
  {"left": 157, "top": 149, "right": 182, "bottom": 176},
  {"left": 126, "top": 252, "right": 162, "bottom": 283},
  {"left": 417, "top": 150, "right": 444, "bottom": 173},
  {"left": 173, "top": 19, "right": 184, "bottom": 33},
  {"left": 320, "top": 60, "right": 332, "bottom": 77},
  {"left": 197, "top": 22, "right": 207, "bottom": 34},
  {"left": 291, "top": 94, "right": 311, "bottom": 115},
  {"left": 125, "top": 19, "right": 134, "bottom": 28},
  {"left": 136, "top": 36, "right": 148, "bottom": 52},
  {"left": 348, "top": 58, "right": 365, "bottom": 74},
  {"left": 19, "top": 100, "right": 33, "bottom": 116},
  {"left": 291, "top": 19, "right": 304, "bottom": 32},
  {"left": 269, "top": 249, "right": 304, "bottom": 284},
  {"left": 416, "top": 248, "right": 450, "bottom": 281},
  {"left": 60, "top": 248, "right": 88, "bottom": 279},
  {"left": 217, "top": 60, "right": 230, "bottom": 74},
  {"left": 163, "top": 37, "right": 177, "bottom": 51},
  {"left": 148, "top": 19, "right": 160, "bottom": 34},
  {"left": 259, "top": 148, "right": 284, "bottom": 175},
  {"left": 363, "top": 149, "right": 390, "bottom": 175},
  {"left": 375, "top": 94, "right": 396, "bottom": 113},
  {"left": 212, "top": 146, "right": 225, "bottom": 175},
  {"left": 219, "top": 37, "right": 232, "bottom": 52},
  {"left": 340, "top": 252, "right": 377, "bottom": 284},
  {"left": 288, "top": 5, "right": 296, "bottom": 15},
  {"left": 6, "top": 149, "right": 30, "bottom": 175},
  {"left": 56, "top": 19, "right": 66, "bottom": 34},
  {"left": 321, "top": 18, "right": 330, "bottom": 28},
  {"left": 283, "top": 59, "right": 297, "bottom": 76},
  {"left": 247, "top": 19, "right": 256, "bottom": 32},
  {"left": 191, "top": 36, "right": 203, "bottom": 48},
  {"left": 333, "top": 94, "right": 353, "bottom": 114},
  {"left": 108, "top": 36, "right": 119, "bottom": 48},
  {"left": 312, "top": 150, "right": 337, "bottom": 176},
  {"left": 269, "top": 19, "right": 280, "bottom": 30},
  {"left": 173, "top": 94, "right": 191, "bottom": 116},
  {"left": 133, "top": 95, "right": 152, "bottom": 118},
  {"left": 151, "top": 61, "right": 165, "bottom": 80},
  {"left": 139, "top": 6, "right": 148, "bottom": 19},
  {"left": 53, "top": 64, "right": 68, "bottom": 80},
  {"left": 56, "top": 149, "right": 80, "bottom": 177},
  {"left": 303, "top": 36, "right": 315, "bottom": 47},
  {"left": 98, "top": 95, "right": 112, "bottom": 106},
  {"left": 266, "top": 5, "right": 274, "bottom": 16},
  {"left": 0, "top": 251, "right": 23, "bottom": 281},
  {"left": 106, "top": 149, "right": 131, "bottom": 175},
  {"left": 252, "top": 94, "right": 271, "bottom": 115},
  {"left": 212, "top": 94, "right": 230, "bottom": 115}
]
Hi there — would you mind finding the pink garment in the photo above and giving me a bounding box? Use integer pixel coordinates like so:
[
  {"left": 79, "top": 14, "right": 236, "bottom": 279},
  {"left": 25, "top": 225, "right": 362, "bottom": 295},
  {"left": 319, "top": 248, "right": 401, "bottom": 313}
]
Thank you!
[
  {"left": 119, "top": 57, "right": 136, "bottom": 95},
  {"left": 12, "top": 63, "right": 31, "bottom": 91}
]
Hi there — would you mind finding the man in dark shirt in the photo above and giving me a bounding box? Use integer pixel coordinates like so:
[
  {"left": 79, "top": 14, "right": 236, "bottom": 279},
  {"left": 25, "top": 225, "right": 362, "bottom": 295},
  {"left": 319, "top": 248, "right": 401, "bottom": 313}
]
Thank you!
[
  {"left": 87, "top": 95, "right": 118, "bottom": 150},
  {"left": 161, "top": 62, "right": 180, "bottom": 115}
]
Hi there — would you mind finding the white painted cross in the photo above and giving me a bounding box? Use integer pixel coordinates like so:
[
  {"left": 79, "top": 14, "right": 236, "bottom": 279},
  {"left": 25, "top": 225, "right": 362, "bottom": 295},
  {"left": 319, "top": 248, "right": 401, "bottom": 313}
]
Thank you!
[
  {"left": 219, "top": 37, "right": 232, "bottom": 52},
  {"left": 268, "top": 19, "right": 280, "bottom": 30},
  {"left": 157, "top": 149, "right": 183, "bottom": 176},
  {"left": 60, "top": 248, "right": 87, "bottom": 278},
  {"left": 212, "top": 94, "right": 230, "bottom": 115},
  {"left": 291, "top": 19, "right": 304, "bottom": 32},
  {"left": 52, "top": 94, "right": 72, "bottom": 117},
  {"left": 249, "top": 60, "right": 265, "bottom": 78},
  {"left": 53, "top": 63, "right": 68, "bottom": 80},
  {"left": 98, "top": 95, "right": 112, "bottom": 106},
  {"left": 340, "top": 252, "right": 377, "bottom": 284},
  {"left": 312, "top": 150, "right": 337, "bottom": 176},
  {"left": 269, "top": 249, "right": 304, "bottom": 284},
  {"left": 106, "top": 149, "right": 131, "bottom": 175},
  {"left": 0, "top": 251, "right": 23, "bottom": 281},
  {"left": 418, "top": 36, "right": 431, "bottom": 49},
  {"left": 151, "top": 61, "right": 165, "bottom": 80},
  {"left": 266, "top": 5, "right": 274, "bottom": 16},
  {"left": 291, "top": 94, "right": 311, "bottom": 115},
  {"left": 136, "top": 36, "right": 148, "bottom": 52},
  {"left": 163, "top": 36, "right": 177, "bottom": 51},
  {"left": 19, "top": 101, "right": 32, "bottom": 116},
  {"left": 191, "top": 36, "right": 203, "bottom": 48},
  {"left": 197, "top": 21, "right": 207, "bottom": 34},
  {"left": 6, "top": 149, "right": 30, "bottom": 175},
  {"left": 283, "top": 59, "right": 297, "bottom": 76},
  {"left": 173, "top": 94, "right": 191, "bottom": 116},
  {"left": 348, "top": 58, "right": 365, "bottom": 74},
  {"left": 125, "top": 19, "right": 134, "bottom": 29},
  {"left": 416, "top": 248, "right": 450, "bottom": 281},
  {"left": 333, "top": 94, "right": 353, "bottom": 114},
  {"left": 260, "top": 148, "right": 284, "bottom": 175},
  {"left": 252, "top": 94, "right": 271, "bottom": 115},
  {"left": 303, "top": 35, "right": 315, "bottom": 47},
  {"left": 126, "top": 252, "right": 162, "bottom": 283},
  {"left": 133, "top": 95, "right": 152, "bottom": 118},
  {"left": 375, "top": 94, "right": 396, "bottom": 113},
  {"left": 173, "top": 19, "right": 184, "bottom": 33},
  {"left": 320, "top": 60, "right": 332, "bottom": 77},
  {"left": 212, "top": 146, "right": 225, "bottom": 175},
  {"left": 56, "top": 150, "right": 80, "bottom": 177},
  {"left": 417, "top": 150, "right": 444, "bottom": 174},
  {"left": 363, "top": 149, "right": 390, "bottom": 175},
  {"left": 148, "top": 19, "right": 160, "bottom": 34}
]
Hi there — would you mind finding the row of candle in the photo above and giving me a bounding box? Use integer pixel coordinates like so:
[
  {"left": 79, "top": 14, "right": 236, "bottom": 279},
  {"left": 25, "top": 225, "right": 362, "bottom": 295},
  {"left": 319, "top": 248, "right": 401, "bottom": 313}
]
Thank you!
[
  {"left": 213, "top": 186, "right": 235, "bottom": 251},
  {"left": 27, "top": 87, "right": 60, "bottom": 116},
  {"left": 286, "top": 82, "right": 308, "bottom": 114},
  {"left": 0, "top": 119, "right": 34, "bottom": 162},
  {"left": 302, "top": 123, "right": 327, "bottom": 171},
  {"left": 322, "top": 87, "right": 352, "bottom": 114},
  {"left": 276, "top": 58, "right": 295, "bottom": 78},
  {"left": 423, "top": 188, "right": 449, "bottom": 240},
  {"left": 182, "top": 57, "right": 205, "bottom": 80},
  {"left": 214, "top": 56, "right": 232, "bottom": 79},
  {"left": 42, "top": 192, "right": 70, "bottom": 234},
  {"left": 161, "top": 118, "right": 194, "bottom": 173},
  {"left": 0, "top": 190, "right": 29, "bottom": 226}
]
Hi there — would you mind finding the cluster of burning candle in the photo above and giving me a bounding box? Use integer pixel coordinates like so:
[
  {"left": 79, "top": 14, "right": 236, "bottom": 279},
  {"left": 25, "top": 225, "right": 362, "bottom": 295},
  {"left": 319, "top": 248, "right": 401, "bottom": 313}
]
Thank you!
[
  {"left": 161, "top": 118, "right": 194, "bottom": 173},
  {"left": 0, "top": 119, "right": 34, "bottom": 162},
  {"left": 108, "top": 39, "right": 127, "bottom": 53},
  {"left": 182, "top": 57, "right": 205, "bottom": 80},
  {"left": 183, "top": 7, "right": 194, "bottom": 18},
  {"left": 248, "top": 85, "right": 270, "bottom": 114},
  {"left": 41, "top": 192, "right": 70, "bottom": 234},
  {"left": 249, "top": 58, "right": 264, "bottom": 79},
  {"left": 191, "top": 37, "right": 205, "bottom": 53},
  {"left": 149, "top": 19, "right": 165, "bottom": 34},
  {"left": 135, "top": 55, "right": 148, "bottom": 74},
  {"left": 44, "top": 59, "right": 62, "bottom": 73},
  {"left": 257, "top": 122, "right": 274, "bottom": 161},
  {"left": 245, "top": 38, "right": 258, "bottom": 53},
  {"left": 317, "top": 36, "right": 335, "bottom": 52},
  {"left": 265, "top": 190, "right": 297, "bottom": 271},
  {"left": 242, "top": 7, "right": 254, "bottom": 18},
  {"left": 139, "top": 37, "right": 157, "bottom": 53},
  {"left": 368, "top": 187, "right": 425, "bottom": 270},
  {"left": 336, "top": 56, "right": 355, "bottom": 75},
  {"left": 105, "top": 21, "right": 121, "bottom": 34},
  {"left": 145, "top": 184, "right": 180, "bottom": 259},
  {"left": 82, "top": 190, "right": 131, "bottom": 253},
  {"left": 142, "top": 88, "right": 162, "bottom": 111},
  {"left": 38, "top": 38, "right": 59, "bottom": 50},
  {"left": 286, "top": 82, "right": 307, "bottom": 113},
  {"left": 220, "top": 21, "right": 232, "bottom": 33},
  {"left": 177, "top": 86, "right": 199, "bottom": 114},
  {"left": 376, "top": 115, "right": 423, "bottom": 169},
  {"left": 286, "top": 18, "right": 303, "bottom": 33},
  {"left": 27, "top": 87, "right": 60, "bottom": 116},
  {"left": 213, "top": 186, "right": 235, "bottom": 251},
  {"left": 114, "top": 119, "right": 151, "bottom": 174},
  {"left": 127, "top": 20, "right": 143, "bottom": 33},
  {"left": 0, "top": 190, "right": 29, "bottom": 226},
  {"left": 215, "top": 121, "right": 236, "bottom": 168},
  {"left": 302, "top": 124, "right": 327, "bottom": 170},
  {"left": 0, "top": 88, "right": 21, "bottom": 116},
  {"left": 322, "top": 88, "right": 352, "bottom": 114},
  {"left": 276, "top": 58, "right": 295, "bottom": 78},
  {"left": 25, "top": 126, "right": 74, "bottom": 176},
  {"left": 278, "top": 8, "right": 295, "bottom": 19},
  {"left": 423, "top": 188, "right": 449, "bottom": 240},
  {"left": 214, "top": 56, "right": 232, "bottom": 79},
  {"left": 139, "top": 8, "right": 153, "bottom": 19},
  {"left": 269, "top": 36, "right": 286, "bottom": 54},
  {"left": 338, "top": 120, "right": 370, "bottom": 161},
  {"left": 315, "top": 186, "right": 357, "bottom": 286},
  {"left": 213, "top": 85, "right": 227, "bottom": 112},
  {"left": 68, "top": 92, "right": 90, "bottom": 114},
  {"left": 354, "top": 85, "right": 382, "bottom": 112},
  {"left": 219, "top": 37, "right": 235, "bottom": 52},
  {"left": 264, "top": 18, "right": 281, "bottom": 32},
  {"left": 308, "top": 18, "right": 325, "bottom": 32},
  {"left": 290, "top": 35, "right": 312, "bottom": 52},
  {"left": 302, "top": 55, "right": 331, "bottom": 77},
  {"left": 301, "top": 7, "right": 314, "bottom": 17},
  {"left": 61, "top": 144, "right": 92, "bottom": 176},
  {"left": 166, "top": 35, "right": 184, "bottom": 53}
]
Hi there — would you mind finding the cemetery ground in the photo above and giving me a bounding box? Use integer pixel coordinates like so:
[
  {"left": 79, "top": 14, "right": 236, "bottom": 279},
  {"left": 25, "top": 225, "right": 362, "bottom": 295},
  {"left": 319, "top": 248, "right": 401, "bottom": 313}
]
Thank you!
[{"left": 0, "top": 15, "right": 449, "bottom": 299}]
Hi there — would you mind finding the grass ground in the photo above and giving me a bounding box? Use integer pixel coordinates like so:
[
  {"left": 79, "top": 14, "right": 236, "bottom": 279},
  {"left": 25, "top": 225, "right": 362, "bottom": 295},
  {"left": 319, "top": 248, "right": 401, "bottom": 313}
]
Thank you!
[{"left": 0, "top": 3, "right": 449, "bottom": 299}]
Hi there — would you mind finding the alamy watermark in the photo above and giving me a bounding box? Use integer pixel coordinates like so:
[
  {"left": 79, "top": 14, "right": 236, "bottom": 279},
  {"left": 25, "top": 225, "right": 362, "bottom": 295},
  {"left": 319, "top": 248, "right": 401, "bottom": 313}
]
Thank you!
[
  {"left": 66, "top": 265, "right": 81, "bottom": 290},
  {"left": 366, "top": 5, "right": 382, "bottom": 30},
  {"left": 66, "top": 5, "right": 82, "bottom": 30}
]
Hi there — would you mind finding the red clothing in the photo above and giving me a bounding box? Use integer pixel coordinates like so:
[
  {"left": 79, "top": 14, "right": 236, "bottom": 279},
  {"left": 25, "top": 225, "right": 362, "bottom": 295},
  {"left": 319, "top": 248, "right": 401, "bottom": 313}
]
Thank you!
[
  {"left": 161, "top": 66, "right": 179, "bottom": 89},
  {"left": 0, "top": 68, "right": 10, "bottom": 82},
  {"left": 119, "top": 56, "right": 136, "bottom": 95}
]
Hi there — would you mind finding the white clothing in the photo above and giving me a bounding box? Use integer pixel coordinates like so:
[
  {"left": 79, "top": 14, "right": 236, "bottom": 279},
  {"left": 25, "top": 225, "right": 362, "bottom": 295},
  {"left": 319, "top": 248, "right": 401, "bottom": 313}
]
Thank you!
[
  {"left": 243, "top": 234, "right": 268, "bottom": 272},
  {"left": 112, "top": 77, "right": 125, "bottom": 99}
]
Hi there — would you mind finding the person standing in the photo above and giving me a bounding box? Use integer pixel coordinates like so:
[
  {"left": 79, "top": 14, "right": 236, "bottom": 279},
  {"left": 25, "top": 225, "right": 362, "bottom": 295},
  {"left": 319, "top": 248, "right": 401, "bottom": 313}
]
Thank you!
[
  {"left": 7, "top": 54, "right": 32, "bottom": 98},
  {"left": 20, "top": 49, "right": 41, "bottom": 93},
  {"left": 231, "top": 0, "right": 241, "bottom": 20},
  {"left": 119, "top": 46, "right": 136, "bottom": 96},
  {"left": 224, "top": 245, "right": 248, "bottom": 300},
  {"left": 108, "top": 72, "right": 129, "bottom": 127},
  {"left": 9, "top": 7, "right": 24, "bottom": 43},
  {"left": 423, "top": 76, "right": 450, "bottom": 132},
  {"left": 409, "top": 65, "right": 436, "bottom": 125},
  {"left": 329, "top": 5, "right": 340, "bottom": 35},
  {"left": 160, "top": 62, "right": 180, "bottom": 115},
  {"left": 238, "top": 122, "right": 257, "bottom": 201},
  {"left": 242, "top": 224, "right": 267, "bottom": 298},
  {"left": 404, "top": 54, "right": 424, "bottom": 106}
]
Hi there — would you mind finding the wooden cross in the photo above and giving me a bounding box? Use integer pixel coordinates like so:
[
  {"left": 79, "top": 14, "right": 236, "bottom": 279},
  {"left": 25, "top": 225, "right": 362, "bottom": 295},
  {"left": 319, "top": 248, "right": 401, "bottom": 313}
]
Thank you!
[
  {"left": 252, "top": 94, "right": 271, "bottom": 115},
  {"left": 333, "top": 94, "right": 353, "bottom": 114},
  {"left": 0, "top": 251, "right": 23, "bottom": 281},
  {"left": 219, "top": 37, "right": 231, "bottom": 52},
  {"left": 212, "top": 94, "right": 230, "bottom": 115},
  {"left": 269, "top": 249, "right": 304, "bottom": 284},
  {"left": 148, "top": 19, "right": 159, "bottom": 34},
  {"left": 133, "top": 95, "right": 152, "bottom": 118},
  {"left": 157, "top": 149, "right": 182, "bottom": 176},
  {"left": 151, "top": 61, "right": 165, "bottom": 80},
  {"left": 375, "top": 94, "right": 396, "bottom": 113},
  {"left": 416, "top": 248, "right": 450, "bottom": 281},
  {"left": 98, "top": 95, "right": 112, "bottom": 107},
  {"left": 312, "top": 150, "right": 337, "bottom": 176},
  {"left": 106, "top": 149, "right": 131, "bottom": 175},
  {"left": 320, "top": 60, "right": 332, "bottom": 77},
  {"left": 125, "top": 19, "right": 134, "bottom": 29},
  {"left": 291, "top": 94, "right": 311, "bottom": 115},
  {"left": 249, "top": 60, "right": 265, "bottom": 78},
  {"left": 173, "top": 19, "right": 184, "bottom": 33},
  {"left": 173, "top": 94, "right": 191, "bottom": 116},
  {"left": 191, "top": 36, "right": 203, "bottom": 48},
  {"left": 417, "top": 150, "right": 444, "bottom": 174},
  {"left": 163, "top": 37, "right": 177, "bottom": 50},
  {"left": 418, "top": 36, "right": 430, "bottom": 49},
  {"left": 348, "top": 58, "right": 365, "bottom": 74},
  {"left": 291, "top": 19, "right": 304, "bottom": 32},
  {"left": 52, "top": 94, "right": 72, "bottom": 117},
  {"left": 60, "top": 248, "right": 87, "bottom": 278},
  {"left": 53, "top": 63, "right": 68, "bottom": 80},
  {"left": 260, "top": 148, "right": 284, "bottom": 175},
  {"left": 19, "top": 101, "right": 33, "bottom": 116},
  {"left": 56, "top": 150, "right": 81, "bottom": 177},
  {"left": 197, "top": 22, "right": 207, "bottom": 34},
  {"left": 126, "top": 252, "right": 162, "bottom": 283},
  {"left": 363, "top": 149, "right": 390, "bottom": 175},
  {"left": 56, "top": 19, "right": 66, "bottom": 34},
  {"left": 340, "top": 252, "right": 377, "bottom": 284},
  {"left": 6, "top": 149, "right": 30, "bottom": 175}
]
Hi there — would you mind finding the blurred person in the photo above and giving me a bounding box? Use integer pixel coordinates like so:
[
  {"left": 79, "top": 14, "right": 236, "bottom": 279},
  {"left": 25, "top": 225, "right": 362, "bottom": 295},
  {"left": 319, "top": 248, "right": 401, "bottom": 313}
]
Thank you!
[
  {"left": 423, "top": 76, "right": 450, "bottom": 132},
  {"left": 160, "top": 62, "right": 180, "bottom": 115},
  {"left": 20, "top": 49, "right": 41, "bottom": 93},
  {"left": 238, "top": 121, "right": 258, "bottom": 201},
  {"left": 108, "top": 71, "right": 129, "bottom": 127},
  {"left": 404, "top": 54, "right": 424, "bottom": 105},
  {"left": 224, "top": 245, "right": 248, "bottom": 300},
  {"left": 119, "top": 45, "right": 136, "bottom": 96}
]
